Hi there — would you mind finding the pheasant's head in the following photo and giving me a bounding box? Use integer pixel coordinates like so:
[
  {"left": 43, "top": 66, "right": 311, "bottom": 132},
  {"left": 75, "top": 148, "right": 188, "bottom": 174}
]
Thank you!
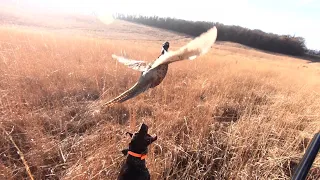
[{"left": 162, "top": 41, "right": 170, "bottom": 51}]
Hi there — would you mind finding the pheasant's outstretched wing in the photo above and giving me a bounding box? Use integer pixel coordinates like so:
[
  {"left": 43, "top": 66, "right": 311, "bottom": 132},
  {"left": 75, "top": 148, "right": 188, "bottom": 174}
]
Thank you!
[
  {"left": 150, "top": 26, "right": 217, "bottom": 69},
  {"left": 112, "top": 54, "right": 149, "bottom": 72}
]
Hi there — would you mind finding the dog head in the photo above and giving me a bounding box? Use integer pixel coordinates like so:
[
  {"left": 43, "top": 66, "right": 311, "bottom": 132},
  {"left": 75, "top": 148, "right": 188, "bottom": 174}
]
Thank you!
[{"left": 122, "top": 123, "right": 157, "bottom": 156}]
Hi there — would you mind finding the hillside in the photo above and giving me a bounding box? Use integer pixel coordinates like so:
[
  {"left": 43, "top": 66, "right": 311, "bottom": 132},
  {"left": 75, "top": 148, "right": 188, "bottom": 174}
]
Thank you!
[
  {"left": 0, "top": 8, "right": 320, "bottom": 180},
  {"left": 0, "top": 4, "right": 189, "bottom": 41},
  {"left": 115, "top": 15, "right": 319, "bottom": 57}
]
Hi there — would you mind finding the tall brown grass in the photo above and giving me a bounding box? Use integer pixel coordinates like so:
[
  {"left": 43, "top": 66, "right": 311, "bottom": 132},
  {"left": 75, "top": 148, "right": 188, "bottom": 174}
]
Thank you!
[{"left": 0, "top": 26, "right": 319, "bottom": 180}]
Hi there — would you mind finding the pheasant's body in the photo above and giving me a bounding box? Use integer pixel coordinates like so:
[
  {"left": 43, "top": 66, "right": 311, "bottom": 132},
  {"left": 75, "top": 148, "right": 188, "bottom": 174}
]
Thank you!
[
  {"left": 150, "top": 46, "right": 170, "bottom": 87},
  {"left": 148, "top": 64, "right": 168, "bottom": 88},
  {"left": 101, "top": 27, "right": 218, "bottom": 107}
]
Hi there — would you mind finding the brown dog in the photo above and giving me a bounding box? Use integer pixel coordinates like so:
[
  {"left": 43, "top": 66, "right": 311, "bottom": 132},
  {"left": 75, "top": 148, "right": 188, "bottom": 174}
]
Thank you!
[{"left": 118, "top": 123, "right": 157, "bottom": 180}]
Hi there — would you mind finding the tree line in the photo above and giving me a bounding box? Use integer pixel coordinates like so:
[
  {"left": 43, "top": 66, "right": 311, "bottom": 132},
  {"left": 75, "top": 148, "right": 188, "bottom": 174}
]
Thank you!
[{"left": 114, "top": 14, "right": 308, "bottom": 56}]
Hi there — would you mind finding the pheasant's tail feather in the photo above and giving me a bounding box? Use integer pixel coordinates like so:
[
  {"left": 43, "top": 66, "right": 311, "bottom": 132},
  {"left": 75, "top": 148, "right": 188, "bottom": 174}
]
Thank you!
[
  {"left": 101, "top": 84, "right": 138, "bottom": 107},
  {"left": 101, "top": 82, "right": 151, "bottom": 107}
]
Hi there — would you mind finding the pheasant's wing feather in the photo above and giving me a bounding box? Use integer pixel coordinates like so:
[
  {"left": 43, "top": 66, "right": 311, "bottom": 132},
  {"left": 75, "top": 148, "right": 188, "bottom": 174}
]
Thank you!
[
  {"left": 150, "top": 26, "right": 217, "bottom": 69},
  {"left": 112, "top": 54, "right": 148, "bottom": 72}
]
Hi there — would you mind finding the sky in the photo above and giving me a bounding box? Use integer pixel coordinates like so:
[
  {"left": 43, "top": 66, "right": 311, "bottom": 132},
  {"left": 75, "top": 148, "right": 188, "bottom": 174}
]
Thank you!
[{"left": 14, "top": 0, "right": 320, "bottom": 50}]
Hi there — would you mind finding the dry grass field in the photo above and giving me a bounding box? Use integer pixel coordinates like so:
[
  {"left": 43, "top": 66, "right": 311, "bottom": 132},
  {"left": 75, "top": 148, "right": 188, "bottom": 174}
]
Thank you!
[{"left": 0, "top": 19, "right": 320, "bottom": 180}]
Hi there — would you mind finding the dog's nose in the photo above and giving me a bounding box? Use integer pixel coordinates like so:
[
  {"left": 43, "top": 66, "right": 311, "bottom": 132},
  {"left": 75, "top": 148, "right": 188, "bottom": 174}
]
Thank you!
[{"left": 153, "top": 136, "right": 157, "bottom": 141}]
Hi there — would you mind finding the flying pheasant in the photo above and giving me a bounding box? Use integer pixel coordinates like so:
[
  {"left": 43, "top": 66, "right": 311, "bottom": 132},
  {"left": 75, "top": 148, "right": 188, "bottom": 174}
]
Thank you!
[{"left": 102, "top": 26, "right": 218, "bottom": 107}]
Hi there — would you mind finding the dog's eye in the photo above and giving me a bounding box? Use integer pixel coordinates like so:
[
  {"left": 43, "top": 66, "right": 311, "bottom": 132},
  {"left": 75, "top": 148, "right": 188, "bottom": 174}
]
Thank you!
[{"left": 145, "top": 137, "right": 152, "bottom": 143}]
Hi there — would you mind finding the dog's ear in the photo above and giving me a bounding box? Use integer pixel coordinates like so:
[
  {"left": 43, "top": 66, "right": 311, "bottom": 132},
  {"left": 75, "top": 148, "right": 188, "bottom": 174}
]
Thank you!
[
  {"left": 126, "top": 132, "right": 133, "bottom": 137},
  {"left": 121, "top": 149, "right": 129, "bottom": 156}
]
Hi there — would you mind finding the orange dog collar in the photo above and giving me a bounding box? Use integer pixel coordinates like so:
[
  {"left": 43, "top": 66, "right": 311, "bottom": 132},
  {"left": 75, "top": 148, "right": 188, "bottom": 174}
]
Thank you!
[{"left": 128, "top": 151, "right": 147, "bottom": 160}]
